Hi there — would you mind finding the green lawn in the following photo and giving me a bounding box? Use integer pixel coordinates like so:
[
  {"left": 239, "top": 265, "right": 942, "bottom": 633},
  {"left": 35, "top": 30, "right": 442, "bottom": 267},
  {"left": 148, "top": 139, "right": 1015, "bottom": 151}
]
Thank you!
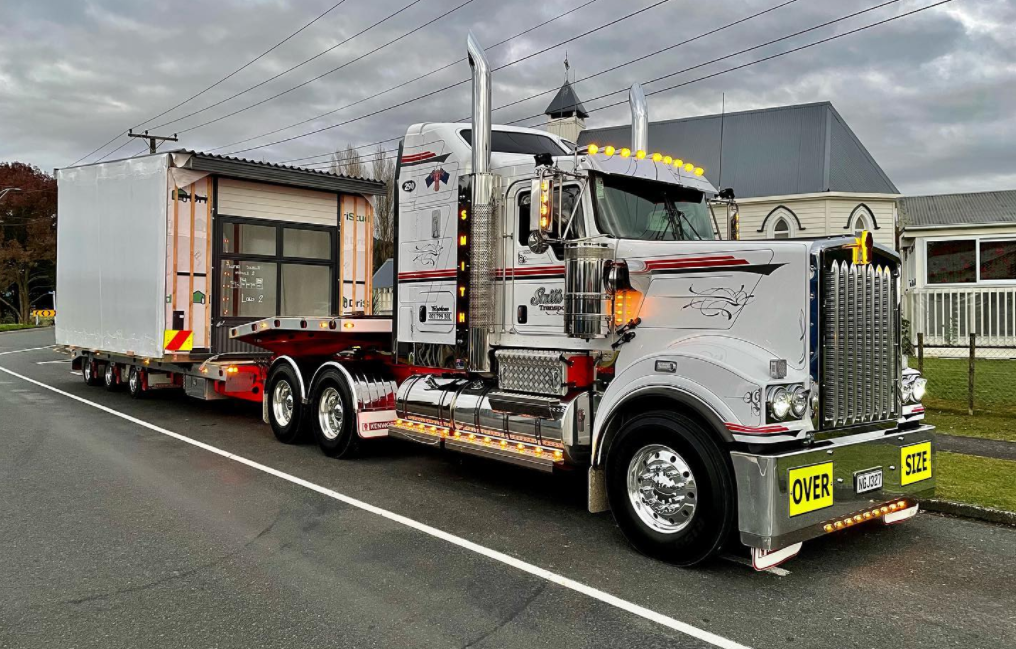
[
  {"left": 918, "top": 357, "right": 1016, "bottom": 443},
  {"left": 937, "top": 451, "right": 1016, "bottom": 513},
  {"left": 0, "top": 323, "right": 43, "bottom": 332}
]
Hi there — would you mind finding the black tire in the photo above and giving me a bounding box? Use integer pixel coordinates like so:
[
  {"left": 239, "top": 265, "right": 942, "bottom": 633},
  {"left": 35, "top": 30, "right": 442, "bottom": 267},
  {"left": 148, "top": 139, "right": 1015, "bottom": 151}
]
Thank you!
[
  {"left": 267, "top": 363, "right": 307, "bottom": 444},
  {"left": 127, "top": 366, "right": 146, "bottom": 399},
  {"left": 82, "top": 359, "right": 101, "bottom": 386},
  {"left": 103, "top": 362, "right": 121, "bottom": 391},
  {"left": 605, "top": 410, "right": 736, "bottom": 566},
  {"left": 310, "top": 370, "right": 359, "bottom": 458}
]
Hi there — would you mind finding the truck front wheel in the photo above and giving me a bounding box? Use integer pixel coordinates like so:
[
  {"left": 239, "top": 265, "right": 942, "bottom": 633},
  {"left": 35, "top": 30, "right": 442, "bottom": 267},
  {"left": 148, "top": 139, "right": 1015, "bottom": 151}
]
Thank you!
[
  {"left": 605, "top": 410, "right": 736, "bottom": 566},
  {"left": 267, "top": 364, "right": 306, "bottom": 444},
  {"left": 310, "top": 370, "right": 358, "bottom": 458}
]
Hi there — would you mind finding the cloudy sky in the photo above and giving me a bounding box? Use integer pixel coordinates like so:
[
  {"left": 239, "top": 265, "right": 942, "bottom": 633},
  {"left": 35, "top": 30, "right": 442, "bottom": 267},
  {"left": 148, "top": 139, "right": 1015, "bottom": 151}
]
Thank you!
[{"left": 1, "top": 0, "right": 1013, "bottom": 195}]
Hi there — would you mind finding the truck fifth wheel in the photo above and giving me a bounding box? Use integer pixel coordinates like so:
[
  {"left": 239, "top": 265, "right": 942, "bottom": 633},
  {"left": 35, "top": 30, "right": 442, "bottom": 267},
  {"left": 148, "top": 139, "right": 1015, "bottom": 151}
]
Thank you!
[{"left": 58, "top": 33, "right": 934, "bottom": 571}]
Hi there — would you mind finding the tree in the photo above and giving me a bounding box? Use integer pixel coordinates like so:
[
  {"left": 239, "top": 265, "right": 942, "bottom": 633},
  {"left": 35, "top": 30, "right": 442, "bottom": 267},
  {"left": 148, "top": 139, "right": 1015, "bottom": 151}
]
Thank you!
[
  {"left": 0, "top": 162, "right": 57, "bottom": 323},
  {"left": 331, "top": 143, "right": 364, "bottom": 179},
  {"left": 370, "top": 144, "right": 396, "bottom": 272}
]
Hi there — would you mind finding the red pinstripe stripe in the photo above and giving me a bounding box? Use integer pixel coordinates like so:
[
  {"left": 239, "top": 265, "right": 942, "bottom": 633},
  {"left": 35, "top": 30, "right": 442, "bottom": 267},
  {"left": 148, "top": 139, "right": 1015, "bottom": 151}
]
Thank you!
[{"left": 724, "top": 422, "right": 791, "bottom": 434}]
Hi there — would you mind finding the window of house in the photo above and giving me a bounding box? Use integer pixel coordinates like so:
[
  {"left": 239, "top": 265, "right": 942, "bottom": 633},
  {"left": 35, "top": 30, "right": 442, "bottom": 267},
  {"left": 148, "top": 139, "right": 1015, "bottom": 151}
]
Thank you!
[
  {"left": 219, "top": 219, "right": 335, "bottom": 318},
  {"left": 927, "top": 240, "right": 976, "bottom": 284},
  {"left": 979, "top": 240, "right": 1016, "bottom": 281},
  {"left": 773, "top": 218, "right": 791, "bottom": 239}
]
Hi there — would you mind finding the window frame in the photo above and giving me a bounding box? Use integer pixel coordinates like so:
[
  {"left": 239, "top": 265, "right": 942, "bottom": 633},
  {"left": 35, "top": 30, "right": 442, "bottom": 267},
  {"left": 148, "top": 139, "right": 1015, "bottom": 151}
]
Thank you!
[
  {"left": 216, "top": 215, "right": 338, "bottom": 319},
  {"left": 765, "top": 209, "right": 797, "bottom": 239},
  {"left": 923, "top": 234, "right": 1016, "bottom": 287},
  {"left": 772, "top": 217, "right": 792, "bottom": 239}
]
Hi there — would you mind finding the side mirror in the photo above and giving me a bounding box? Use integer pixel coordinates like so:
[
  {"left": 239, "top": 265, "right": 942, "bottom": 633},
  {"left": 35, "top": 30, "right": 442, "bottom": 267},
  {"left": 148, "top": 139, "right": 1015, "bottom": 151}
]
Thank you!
[{"left": 527, "top": 230, "right": 549, "bottom": 254}]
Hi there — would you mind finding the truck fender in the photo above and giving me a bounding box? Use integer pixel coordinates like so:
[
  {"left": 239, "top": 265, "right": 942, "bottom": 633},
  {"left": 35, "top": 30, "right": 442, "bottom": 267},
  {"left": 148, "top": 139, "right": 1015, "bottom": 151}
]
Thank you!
[
  {"left": 591, "top": 384, "right": 733, "bottom": 468},
  {"left": 267, "top": 356, "right": 307, "bottom": 402},
  {"left": 307, "top": 361, "right": 397, "bottom": 439}
]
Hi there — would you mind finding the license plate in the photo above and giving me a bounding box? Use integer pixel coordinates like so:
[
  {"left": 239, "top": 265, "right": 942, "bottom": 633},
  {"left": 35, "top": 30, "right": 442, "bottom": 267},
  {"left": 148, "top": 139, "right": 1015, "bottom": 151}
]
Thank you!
[
  {"left": 854, "top": 468, "right": 883, "bottom": 494},
  {"left": 901, "top": 442, "right": 933, "bottom": 485},
  {"left": 788, "top": 462, "right": 834, "bottom": 517}
]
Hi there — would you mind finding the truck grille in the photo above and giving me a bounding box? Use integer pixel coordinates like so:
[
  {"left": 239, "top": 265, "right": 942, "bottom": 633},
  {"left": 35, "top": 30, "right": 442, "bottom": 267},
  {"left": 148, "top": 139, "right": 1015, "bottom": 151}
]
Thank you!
[{"left": 821, "top": 261, "right": 900, "bottom": 427}]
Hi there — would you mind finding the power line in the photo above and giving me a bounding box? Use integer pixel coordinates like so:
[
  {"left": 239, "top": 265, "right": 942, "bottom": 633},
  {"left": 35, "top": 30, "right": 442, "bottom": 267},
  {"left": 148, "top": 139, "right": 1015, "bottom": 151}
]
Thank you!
[
  {"left": 303, "top": 0, "right": 951, "bottom": 170},
  {"left": 70, "top": 0, "right": 350, "bottom": 166},
  {"left": 501, "top": 0, "right": 911, "bottom": 128},
  {"left": 146, "top": 0, "right": 430, "bottom": 134},
  {"left": 210, "top": 0, "right": 604, "bottom": 155},
  {"left": 225, "top": 0, "right": 674, "bottom": 156},
  {"left": 291, "top": 0, "right": 804, "bottom": 165}
]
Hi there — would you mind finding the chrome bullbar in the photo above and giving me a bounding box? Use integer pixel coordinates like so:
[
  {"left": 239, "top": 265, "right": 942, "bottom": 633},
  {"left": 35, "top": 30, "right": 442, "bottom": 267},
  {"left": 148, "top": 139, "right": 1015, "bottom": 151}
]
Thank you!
[{"left": 731, "top": 424, "right": 935, "bottom": 552}]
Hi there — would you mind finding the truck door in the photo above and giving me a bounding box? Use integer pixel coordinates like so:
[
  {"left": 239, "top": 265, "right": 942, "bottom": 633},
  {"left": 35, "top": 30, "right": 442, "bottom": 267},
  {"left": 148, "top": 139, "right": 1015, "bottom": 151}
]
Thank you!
[{"left": 508, "top": 183, "right": 585, "bottom": 336}]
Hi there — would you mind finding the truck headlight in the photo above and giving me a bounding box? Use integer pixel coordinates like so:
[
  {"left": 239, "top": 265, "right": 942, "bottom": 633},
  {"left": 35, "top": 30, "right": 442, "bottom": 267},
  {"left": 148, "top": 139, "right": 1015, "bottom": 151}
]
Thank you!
[
  {"left": 912, "top": 377, "right": 927, "bottom": 402},
  {"left": 769, "top": 387, "right": 792, "bottom": 421},
  {"left": 790, "top": 386, "right": 809, "bottom": 418}
]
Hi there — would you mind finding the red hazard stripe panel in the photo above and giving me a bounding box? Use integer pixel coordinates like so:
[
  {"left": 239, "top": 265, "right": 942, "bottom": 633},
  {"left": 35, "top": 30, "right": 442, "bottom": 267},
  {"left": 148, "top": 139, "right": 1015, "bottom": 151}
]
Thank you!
[
  {"left": 725, "top": 423, "right": 791, "bottom": 435},
  {"left": 166, "top": 330, "right": 192, "bottom": 351}
]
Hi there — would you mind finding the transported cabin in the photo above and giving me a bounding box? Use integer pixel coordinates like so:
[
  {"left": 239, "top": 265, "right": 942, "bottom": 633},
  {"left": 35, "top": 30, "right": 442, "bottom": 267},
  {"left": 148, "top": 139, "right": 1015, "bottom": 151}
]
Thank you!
[{"left": 56, "top": 150, "right": 384, "bottom": 359}]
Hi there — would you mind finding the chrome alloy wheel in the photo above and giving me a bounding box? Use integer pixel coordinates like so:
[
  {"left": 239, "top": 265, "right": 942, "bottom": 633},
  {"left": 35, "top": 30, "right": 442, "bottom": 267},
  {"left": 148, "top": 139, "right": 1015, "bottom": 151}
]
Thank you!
[
  {"left": 105, "top": 363, "right": 115, "bottom": 385},
  {"left": 83, "top": 362, "right": 93, "bottom": 382},
  {"left": 272, "top": 379, "right": 294, "bottom": 427},
  {"left": 129, "top": 367, "right": 140, "bottom": 392},
  {"left": 626, "top": 444, "right": 697, "bottom": 534},
  {"left": 317, "top": 387, "right": 344, "bottom": 440}
]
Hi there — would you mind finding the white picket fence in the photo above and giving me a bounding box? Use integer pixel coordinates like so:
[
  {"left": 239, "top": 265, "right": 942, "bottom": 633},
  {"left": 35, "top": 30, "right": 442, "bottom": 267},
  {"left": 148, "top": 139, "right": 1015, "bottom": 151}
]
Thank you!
[{"left": 909, "top": 286, "right": 1016, "bottom": 348}]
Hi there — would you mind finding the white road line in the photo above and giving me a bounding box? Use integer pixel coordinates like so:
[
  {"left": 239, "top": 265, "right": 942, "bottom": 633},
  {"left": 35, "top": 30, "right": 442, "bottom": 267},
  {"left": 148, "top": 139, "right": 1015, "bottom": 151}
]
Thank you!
[
  {"left": 0, "top": 345, "right": 55, "bottom": 356},
  {"left": 0, "top": 365, "right": 750, "bottom": 649}
]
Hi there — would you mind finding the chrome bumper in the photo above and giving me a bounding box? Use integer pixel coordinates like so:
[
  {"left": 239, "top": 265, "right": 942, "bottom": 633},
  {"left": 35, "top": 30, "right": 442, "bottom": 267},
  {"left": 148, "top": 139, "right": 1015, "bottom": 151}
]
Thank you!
[{"left": 731, "top": 424, "right": 935, "bottom": 551}]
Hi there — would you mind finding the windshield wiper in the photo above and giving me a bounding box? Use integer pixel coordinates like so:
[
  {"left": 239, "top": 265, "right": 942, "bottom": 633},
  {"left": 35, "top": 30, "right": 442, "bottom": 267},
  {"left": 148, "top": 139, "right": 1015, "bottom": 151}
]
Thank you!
[{"left": 664, "top": 198, "right": 704, "bottom": 241}]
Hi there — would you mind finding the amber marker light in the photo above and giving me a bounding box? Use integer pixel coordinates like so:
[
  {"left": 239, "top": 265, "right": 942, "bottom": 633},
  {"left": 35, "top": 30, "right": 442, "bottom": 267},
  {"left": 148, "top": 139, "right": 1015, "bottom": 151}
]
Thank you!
[
  {"left": 343, "top": 322, "right": 354, "bottom": 329},
  {"left": 620, "top": 148, "right": 631, "bottom": 158},
  {"left": 635, "top": 150, "right": 646, "bottom": 160},
  {"left": 684, "top": 163, "right": 694, "bottom": 172},
  {"left": 604, "top": 145, "right": 615, "bottom": 157},
  {"left": 651, "top": 153, "right": 662, "bottom": 162},
  {"left": 694, "top": 167, "right": 705, "bottom": 176},
  {"left": 553, "top": 450, "right": 564, "bottom": 460},
  {"left": 663, "top": 155, "right": 673, "bottom": 164},
  {"left": 824, "top": 524, "right": 834, "bottom": 533},
  {"left": 587, "top": 144, "right": 599, "bottom": 154},
  {"left": 673, "top": 158, "right": 684, "bottom": 168}
]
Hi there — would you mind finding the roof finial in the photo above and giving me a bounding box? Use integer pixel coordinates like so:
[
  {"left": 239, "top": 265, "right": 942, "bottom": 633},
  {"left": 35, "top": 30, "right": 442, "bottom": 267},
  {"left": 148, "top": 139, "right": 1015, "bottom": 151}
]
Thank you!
[{"left": 564, "top": 52, "right": 569, "bottom": 82}]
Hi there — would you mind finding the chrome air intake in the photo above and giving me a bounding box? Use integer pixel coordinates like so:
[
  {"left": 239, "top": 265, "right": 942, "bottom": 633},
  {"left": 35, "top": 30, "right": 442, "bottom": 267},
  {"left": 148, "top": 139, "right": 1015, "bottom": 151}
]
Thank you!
[
  {"left": 629, "top": 83, "right": 648, "bottom": 153},
  {"left": 564, "top": 242, "right": 611, "bottom": 339},
  {"left": 466, "top": 31, "right": 496, "bottom": 373}
]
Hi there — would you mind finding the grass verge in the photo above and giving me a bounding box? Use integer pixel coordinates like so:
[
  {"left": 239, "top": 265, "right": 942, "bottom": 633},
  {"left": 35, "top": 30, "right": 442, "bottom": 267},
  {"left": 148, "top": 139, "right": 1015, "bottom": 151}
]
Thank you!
[
  {"left": 937, "top": 451, "right": 1016, "bottom": 513},
  {"left": 919, "top": 357, "right": 1016, "bottom": 443},
  {"left": 0, "top": 323, "right": 43, "bottom": 332}
]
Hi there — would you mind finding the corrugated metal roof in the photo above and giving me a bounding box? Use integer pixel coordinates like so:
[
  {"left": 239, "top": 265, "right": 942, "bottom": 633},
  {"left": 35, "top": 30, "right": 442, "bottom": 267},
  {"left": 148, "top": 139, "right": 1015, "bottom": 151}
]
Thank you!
[
  {"left": 545, "top": 81, "right": 589, "bottom": 119},
  {"left": 900, "top": 190, "right": 1016, "bottom": 228},
  {"left": 175, "top": 150, "right": 385, "bottom": 195},
  {"left": 578, "top": 102, "right": 897, "bottom": 199}
]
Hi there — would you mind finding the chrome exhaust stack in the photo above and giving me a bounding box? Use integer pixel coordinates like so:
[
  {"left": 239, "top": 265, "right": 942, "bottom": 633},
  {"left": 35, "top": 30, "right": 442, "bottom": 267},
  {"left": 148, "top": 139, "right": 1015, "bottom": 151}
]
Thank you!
[
  {"left": 466, "top": 32, "right": 496, "bottom": 373},
  {"left": 629, "top": 82, "right": 648, "bottom": 153}
]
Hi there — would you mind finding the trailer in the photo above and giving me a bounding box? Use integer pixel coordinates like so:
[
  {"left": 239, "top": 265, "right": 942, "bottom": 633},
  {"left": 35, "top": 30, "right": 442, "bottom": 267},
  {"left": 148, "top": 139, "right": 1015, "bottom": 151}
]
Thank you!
[{"left": 59, "top": 33, "right": 934, "bottom": 571}]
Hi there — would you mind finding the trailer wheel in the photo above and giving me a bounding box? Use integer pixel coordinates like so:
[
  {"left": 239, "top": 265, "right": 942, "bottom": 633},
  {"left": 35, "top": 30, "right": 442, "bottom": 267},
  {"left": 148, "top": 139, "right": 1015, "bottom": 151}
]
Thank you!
[
  {"left": 127, "top": 366, "right": 146, "bottom": 399},
  {"left": 267, "top": 364, "right": 306, "bottom": 444},
  {"left": 605, "top": 410, "right": 735, "bottom": 566},
  {"left": 310, "top": 370, "right": 358, "bottom": 458},
  {"left": 104, "top": 363, "right": 121, "bottom": 391},
  {"left": 82, "top": 359, "right": 101, "bottom": 386}
]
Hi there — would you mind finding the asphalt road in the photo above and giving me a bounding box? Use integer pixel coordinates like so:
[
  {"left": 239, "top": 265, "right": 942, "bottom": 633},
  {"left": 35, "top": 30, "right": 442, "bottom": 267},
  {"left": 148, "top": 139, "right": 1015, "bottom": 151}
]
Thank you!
[{"left": 1, "top": 328, "right": 1015, "bottom": 649}]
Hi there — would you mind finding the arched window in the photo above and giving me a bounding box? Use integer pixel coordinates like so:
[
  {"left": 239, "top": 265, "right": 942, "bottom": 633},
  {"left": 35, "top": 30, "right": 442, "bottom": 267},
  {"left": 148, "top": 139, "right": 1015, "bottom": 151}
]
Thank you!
[
  {"left": 773, "top": 217, "right": 791, "bottom": 239},
  {"left": 846, "top": 204, "right": 877, "bottom": 234},
  {"left": 852, "top": 213, "right": 871, "bottom": 235}
]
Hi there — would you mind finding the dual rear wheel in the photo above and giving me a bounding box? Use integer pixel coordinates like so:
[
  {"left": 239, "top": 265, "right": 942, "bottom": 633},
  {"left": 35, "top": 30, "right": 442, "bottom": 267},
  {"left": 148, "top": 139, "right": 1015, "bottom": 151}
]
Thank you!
[{"left": 266, "top": 365, "right": 358, "bottom": 458}]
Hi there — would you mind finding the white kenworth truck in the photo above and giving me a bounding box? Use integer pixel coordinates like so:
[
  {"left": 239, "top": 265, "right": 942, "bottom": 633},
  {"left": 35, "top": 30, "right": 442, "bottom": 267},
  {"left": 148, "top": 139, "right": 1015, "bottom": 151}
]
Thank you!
[{"left": 69, "top": 34, "right": 933, "bottom": 570}]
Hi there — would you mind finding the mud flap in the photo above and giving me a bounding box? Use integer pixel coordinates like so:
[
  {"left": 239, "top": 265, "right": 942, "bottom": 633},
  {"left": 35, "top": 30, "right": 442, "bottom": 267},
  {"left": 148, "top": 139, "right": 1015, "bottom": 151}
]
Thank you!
[
  {"left": 588, "top": 466, "right": 609, "bottom": 513},
  {"left": 751, "top": 542, "right": 802, "bottom": 571}
]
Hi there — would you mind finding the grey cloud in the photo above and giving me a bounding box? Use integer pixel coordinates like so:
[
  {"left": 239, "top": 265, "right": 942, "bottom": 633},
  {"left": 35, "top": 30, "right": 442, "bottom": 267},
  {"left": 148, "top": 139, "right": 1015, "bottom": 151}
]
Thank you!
[{"left": 1, "top": 0, "right": 1013, "bottom": 195}]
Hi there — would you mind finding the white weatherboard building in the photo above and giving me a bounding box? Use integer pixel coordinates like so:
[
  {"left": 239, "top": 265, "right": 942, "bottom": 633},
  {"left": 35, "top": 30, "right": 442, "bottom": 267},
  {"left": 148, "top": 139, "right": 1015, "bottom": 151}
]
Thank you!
[
  {"left": 899, "top": 190, "right": 1016, "bottom": 355},
  {"left": 574, "top": 101, "right": 900, "bottom": 247}
]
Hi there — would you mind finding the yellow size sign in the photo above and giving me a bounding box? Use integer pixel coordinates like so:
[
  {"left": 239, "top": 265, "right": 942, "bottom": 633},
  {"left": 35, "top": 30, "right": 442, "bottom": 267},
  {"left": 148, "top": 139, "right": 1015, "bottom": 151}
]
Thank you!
[
  {"left": 31, "top": 309, "right": 55, "bottom": 317},
  {"left": 901, "top": 442, "right": 932, "bottom": 486},
  {"left": 788, "top": 462, "right": 834, "bottom": 517}
]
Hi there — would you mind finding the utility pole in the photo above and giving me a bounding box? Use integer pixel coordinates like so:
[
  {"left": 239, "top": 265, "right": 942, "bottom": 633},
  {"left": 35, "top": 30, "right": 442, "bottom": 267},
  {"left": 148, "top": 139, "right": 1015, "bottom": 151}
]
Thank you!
[{"left": 128, "top": 130, "right": 178, "bottom": 154}]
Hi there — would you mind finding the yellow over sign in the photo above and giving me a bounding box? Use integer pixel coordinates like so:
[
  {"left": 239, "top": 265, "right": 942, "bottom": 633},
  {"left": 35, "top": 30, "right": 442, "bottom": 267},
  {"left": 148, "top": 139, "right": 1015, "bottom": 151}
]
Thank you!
[
  {"left": 900, "top": 442, "right": 932, "bottom": 486},
  {"left": 788, "top": 462, "right": 834, "bottom": 517}
]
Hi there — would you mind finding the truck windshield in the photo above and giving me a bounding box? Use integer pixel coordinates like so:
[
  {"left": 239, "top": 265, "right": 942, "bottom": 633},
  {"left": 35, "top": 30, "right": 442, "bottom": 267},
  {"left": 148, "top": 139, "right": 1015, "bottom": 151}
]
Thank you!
[{"left": 592, "top": 173, "right": 715, "bottom": 241}]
